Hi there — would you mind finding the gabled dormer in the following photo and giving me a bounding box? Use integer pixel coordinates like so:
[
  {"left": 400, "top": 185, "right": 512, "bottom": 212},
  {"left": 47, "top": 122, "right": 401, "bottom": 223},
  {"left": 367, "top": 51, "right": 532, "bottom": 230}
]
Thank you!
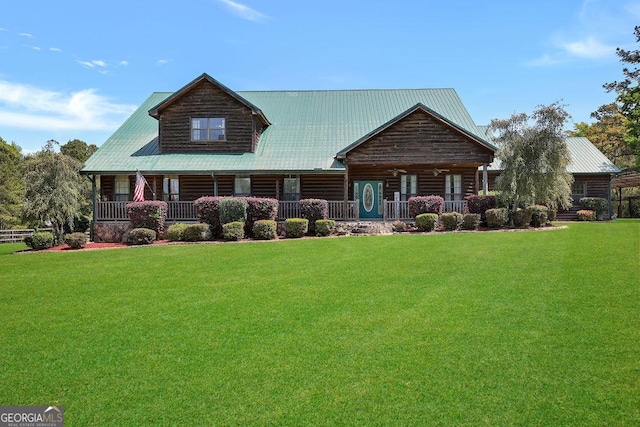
[{"left": 148, "top": 73, "right": 270, "bottom": 153}]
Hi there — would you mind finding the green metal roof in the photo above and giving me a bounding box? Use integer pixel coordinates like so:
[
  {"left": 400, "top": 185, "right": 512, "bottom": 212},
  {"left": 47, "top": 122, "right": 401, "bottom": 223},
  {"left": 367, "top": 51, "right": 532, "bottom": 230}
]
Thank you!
[
  {"left": 484, "top": 135, "right": 620, "bottom": 174},
  {"left": 82, "top": 87, "right": 494, "bottom": 175}
]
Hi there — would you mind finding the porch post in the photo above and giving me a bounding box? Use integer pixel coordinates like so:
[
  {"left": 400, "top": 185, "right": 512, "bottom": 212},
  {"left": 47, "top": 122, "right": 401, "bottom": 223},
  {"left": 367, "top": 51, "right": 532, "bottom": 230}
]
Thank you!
[
  {"left": 90, "top": 175, "right": 97, "bottom": 241},
  {"left": 343, "top": 162, "right": 349, "bottom": 220},
  {"left": 211, "top": 173, "right": 218, "bottom": 196},
  {"left": 482, "top": 164, "right": 489, "bottom": 195}
]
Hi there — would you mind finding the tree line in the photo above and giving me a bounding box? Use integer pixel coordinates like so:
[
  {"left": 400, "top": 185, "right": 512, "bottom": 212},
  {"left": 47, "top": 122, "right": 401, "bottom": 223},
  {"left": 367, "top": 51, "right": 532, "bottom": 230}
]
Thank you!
[{"left": 0, "top": 138, "right": 97, "bottom": 240}]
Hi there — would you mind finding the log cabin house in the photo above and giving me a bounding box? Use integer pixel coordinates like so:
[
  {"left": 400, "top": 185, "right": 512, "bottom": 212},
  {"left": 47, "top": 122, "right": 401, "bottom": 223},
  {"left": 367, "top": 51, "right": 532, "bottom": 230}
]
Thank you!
[{"left": 81, "top": 73, "right": 619, "bottom": 235}]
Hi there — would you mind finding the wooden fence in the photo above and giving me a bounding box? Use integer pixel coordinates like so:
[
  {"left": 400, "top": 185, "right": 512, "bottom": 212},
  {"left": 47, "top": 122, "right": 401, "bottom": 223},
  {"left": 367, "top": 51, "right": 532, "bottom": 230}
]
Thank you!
[{"left": 0, "top": 228, "right": 54, "bottom": 244}]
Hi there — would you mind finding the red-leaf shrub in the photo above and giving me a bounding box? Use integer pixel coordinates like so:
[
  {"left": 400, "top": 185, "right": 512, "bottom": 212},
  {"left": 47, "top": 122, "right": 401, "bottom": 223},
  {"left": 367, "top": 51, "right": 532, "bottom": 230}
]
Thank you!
[
  {"left": 126, "top": 201, "right": 168, "bottom": 236},
  {"left": 194, "top": 196, "right": 223, "bottom": 237},
  {"left": 466, "top": 195, "right": 497, "bottom": 221},
  {"left": 408, "top": 196, "right": 444, "bottom": 217},
  {"left": 299, "top": 199, "right": 328, "bottom": 234},
  {"left": 244, "top": 197, "right": 278, "bottom": 236}
]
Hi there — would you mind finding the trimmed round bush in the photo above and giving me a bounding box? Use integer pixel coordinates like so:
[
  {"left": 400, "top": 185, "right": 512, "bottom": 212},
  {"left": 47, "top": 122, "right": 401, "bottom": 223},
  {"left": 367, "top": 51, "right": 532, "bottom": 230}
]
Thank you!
[
  {"left": 528, "top": 205, "right": 549, "bottom": 228},
  {"left": 166, "top": 223, "right": 189, "bottom": 241},
  {"left": 315, "top": 219, "right": 335, "bottom": 236},
  {"left": 26, "top": 231, "right": 54, "bottom": 250},
  {"left": 244, "top": 197, "right": 279, "bottom": 236},
  {"left": 299, "top": 199, "right": 328, "bottom": 234},
  {"left": 285, "top": 218, "right": 309, "bottom": 238},
  {"left": 182, "top": 223, "right": 212, "bottom": 242},
  {"left": 466, "top": 195, "right": 497, "bottom": 221},
  {"left": 415, "top": 213, "right": 438, "bottom": 232},
  {"left": 253, "top": 220, "right": 277, "bottom": 240},
  {"left": 129, "top": 228, "right": 156, "bottom": 245},
  {"left": 219, "top": 198, "right": 248, "bottom": 226},
  {"left": 409, "top": 195, "right": 444, "bottom": 217},
  {"left": 485, "top": 208, "right": 509, "bottom": 228},
  {"left": 441, "top": 212, "right": 463, "bottom": 231},
  {"left": 126, "top": 201, "right": 168, "bottom": 236},
  {"left": 511, "top": 208, "right": 532, "bottom": 228},
  {"left": 222, "top": 221, "right": 245, "bottom": 241},
  {"left": 64, "top": 232, "right": 86, "bottom": 249},
  {"left": 461, "top": 213, "right": 480, "bottom": 230},
  {"left": 577, "top": 209, "right": 596, "bottom": 221},
  {"left": 194, "top": 196, "right": 223, "bottom": 237}
]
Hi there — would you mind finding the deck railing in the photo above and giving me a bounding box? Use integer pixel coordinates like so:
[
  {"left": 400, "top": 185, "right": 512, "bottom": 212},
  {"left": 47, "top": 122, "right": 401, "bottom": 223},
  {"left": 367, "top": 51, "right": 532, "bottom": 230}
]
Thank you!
[
  {"left": 383, "top": 200, "right": 468, "bottom": 221},
  {"left": 0, "top": 228, "right": 54, "bottom": 244},
  {"left": 95, "top": 201, "right": 359, "bottom": 222}
]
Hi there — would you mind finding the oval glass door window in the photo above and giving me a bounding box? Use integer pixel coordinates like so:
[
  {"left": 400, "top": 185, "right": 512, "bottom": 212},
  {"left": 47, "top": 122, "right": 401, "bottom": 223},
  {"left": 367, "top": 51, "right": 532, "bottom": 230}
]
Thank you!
[{"left": 363, "top": 183, "right": 374, "bottom": 212}]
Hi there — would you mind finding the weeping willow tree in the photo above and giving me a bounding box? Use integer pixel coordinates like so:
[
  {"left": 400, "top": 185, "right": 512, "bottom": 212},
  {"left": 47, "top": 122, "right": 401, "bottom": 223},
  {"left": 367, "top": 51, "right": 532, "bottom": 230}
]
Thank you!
[
  {"left": 23, "top": 140, "right": 89, "bottom": 243},
  {"left": 490, "top": 102, "right": 574, "bottom": 212}
]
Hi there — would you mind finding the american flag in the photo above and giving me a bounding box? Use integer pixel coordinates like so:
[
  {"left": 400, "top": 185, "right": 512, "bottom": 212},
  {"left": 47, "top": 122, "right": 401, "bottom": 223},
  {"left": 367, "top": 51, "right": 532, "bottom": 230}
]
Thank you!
[{"left": 133, "top": 171, "right": 147, "bottom": 202}]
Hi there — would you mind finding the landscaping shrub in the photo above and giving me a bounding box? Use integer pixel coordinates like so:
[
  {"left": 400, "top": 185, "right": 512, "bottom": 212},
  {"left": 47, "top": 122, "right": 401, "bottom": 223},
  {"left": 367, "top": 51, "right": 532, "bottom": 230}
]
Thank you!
[
  {"left": 409, "top": 196, "right": 444, "bottom": 217},
  {"left": 577, "top": 209, "right": 596, "bottom": 221},
  {"left": 441, "top": 212, "right": 463, "bottom": 231},
  {"left": 194, "top": 196, "right": 223, "bottom": 237},
  {"left": 528, "top": 205, "right": 549, "bottom": 227},
  {"left": 299, "top": 199, "right": 328, "bottom": 234},
  {"left": 222, "top": 221, "right": 245, "bottom": 241},
  {"left": 466, "top": 195, "right": 497, "bottom": 222},
  {"left": 547, "top": 207, "right": 557, "bottom": 222},
  {"left": 166, "top": 223, "right": 189, "bottom": 242},
  {"left": 219, "top": 198, "right": 248, "bottom": 226},
  {"left": 25, "top": 231, "right": 54, "bottom": 250},
  {"left": 415, "top": 213, "right": 438, "bottom": 232},
  {"left": 485, "top": 208, "right": 509, "bottom": 228},
  {"left": 127, "top": 201, "right": 168, "bottom": 236},
  {"left": 511, "top": 208, "right": 532, "bottom": 228},
  {"left": 64, "top": 232, "right": 86, "bottom": 249},
  {"left": 461, "top": 213, "right": 480, "bottom": 230},
  {"left": 579, "top": 197, "right": 608, "bottom": 218},
  {"left": 253, "top": 220, "right": 277, "bottom": 240},
  {"left": 244, "top": 197, "right": 278, "bottom": 227},
  {"left": 129, "top": 228, "right": 156, "bottom": 245},
  {"left": 285, "top": 218, "right": 309, "bottom": 238},
  {"left": 315, "top": 219, "right": 335, "bottom": 236},
  {"left": 182, "top": 223, "right": 212, "bottom": 242}
]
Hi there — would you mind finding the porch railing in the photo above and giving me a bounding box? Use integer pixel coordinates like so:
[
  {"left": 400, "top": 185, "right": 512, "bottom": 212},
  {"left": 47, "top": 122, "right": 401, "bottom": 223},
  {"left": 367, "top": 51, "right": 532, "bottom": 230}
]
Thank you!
[
  {"left": 95, "top": 201, "right": 359, "bottom": 222},
  {"left": 383, "top": 200, "right": 468, "bottom": 221}
]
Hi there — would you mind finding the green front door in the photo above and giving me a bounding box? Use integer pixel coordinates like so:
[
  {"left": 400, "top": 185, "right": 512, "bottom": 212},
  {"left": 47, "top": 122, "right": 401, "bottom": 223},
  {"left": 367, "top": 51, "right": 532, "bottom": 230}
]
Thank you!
[{"left": 354, "top": 180, "right": 384, "bottom": 219}]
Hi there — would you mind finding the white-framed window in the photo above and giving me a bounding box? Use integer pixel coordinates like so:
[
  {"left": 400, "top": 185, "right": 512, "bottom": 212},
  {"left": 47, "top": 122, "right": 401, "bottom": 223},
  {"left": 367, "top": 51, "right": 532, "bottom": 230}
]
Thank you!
[
  {"left": 191, "top": 117, "right": 226, "bottom": 141},
  {"left": 283, "top": 175, "right": 300, "bottom": 201},
  {"left": 114, "top": 175, "right": 130, "bottom": 201},
  {"left": 234, "top": 176, "right": 251, "bottom": 196},
  {"left": 400, "top": 174, "right": 417, "bottom": 201},
  {"left": 445, "top": 174, "right": 462, "bottom": 201},
  {"left": 163, "top": 176, "right": 179, "bottom": 201}
]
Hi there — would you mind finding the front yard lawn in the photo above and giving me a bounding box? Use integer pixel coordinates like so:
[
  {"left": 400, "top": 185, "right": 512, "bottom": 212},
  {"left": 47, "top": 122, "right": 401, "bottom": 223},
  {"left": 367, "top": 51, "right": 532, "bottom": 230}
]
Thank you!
[{"left": 0, "top": 220, "right": 638, "bottom": 425}]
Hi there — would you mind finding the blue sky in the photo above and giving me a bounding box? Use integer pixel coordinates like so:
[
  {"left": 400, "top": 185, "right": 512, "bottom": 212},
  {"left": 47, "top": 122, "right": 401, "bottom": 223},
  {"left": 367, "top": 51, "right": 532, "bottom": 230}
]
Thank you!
[{"left": 1, "top": 0, "right": 638, "bottom": 153}]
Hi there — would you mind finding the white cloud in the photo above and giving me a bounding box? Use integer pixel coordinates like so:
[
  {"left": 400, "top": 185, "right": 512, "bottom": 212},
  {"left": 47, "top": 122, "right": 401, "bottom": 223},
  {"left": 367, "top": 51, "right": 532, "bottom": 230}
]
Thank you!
[
  {"left": 0, "top": 28, "right": 8, "bottom": 32},
  {"left": 19, "top": 32, "right": 34, "bottom": 38},
  {"left": 49, "top": 47, "right": 62, "bottom": 52},
  {"left": 119, "top": 60, "right": 129, "bottom": 66},
  {"left": 0, "top": 80, "right": 136, "bottom": 132},
  {"left": 560, "top": 36, "right": 614, "bottom": 59},
  {"left": 218, "top": 0, "right": 267, "bottom": 21},
  {"left": 157, "top": 59, "right": 170, "bottom": 66},
  {"left": 77, "top": 59, "right": 108, "bottom": 69}
]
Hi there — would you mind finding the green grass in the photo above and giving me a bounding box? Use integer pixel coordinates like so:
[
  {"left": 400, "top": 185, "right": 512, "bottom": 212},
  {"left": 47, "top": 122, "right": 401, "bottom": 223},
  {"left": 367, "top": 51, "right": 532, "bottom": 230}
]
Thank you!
[{"left": 0, "top": 221, "right": 638, "bottom": 425}]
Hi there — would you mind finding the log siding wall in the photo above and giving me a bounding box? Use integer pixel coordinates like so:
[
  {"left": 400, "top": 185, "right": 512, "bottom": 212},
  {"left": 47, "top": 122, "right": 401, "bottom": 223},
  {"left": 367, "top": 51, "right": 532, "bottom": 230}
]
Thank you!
[
  {"left": 345, "top": 110, "right": 493, "bottom": 165},
  {"left": 156, "top": 80, "right": 263, "bottom": 153}
]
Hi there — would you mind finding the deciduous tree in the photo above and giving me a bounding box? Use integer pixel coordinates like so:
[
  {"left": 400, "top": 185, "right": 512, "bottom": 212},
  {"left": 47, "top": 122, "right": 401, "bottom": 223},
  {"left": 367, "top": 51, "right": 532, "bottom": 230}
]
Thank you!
[
  {"left": 23, "top": 140, "right": 89, "bottom": 243},
  {"left": 60, "top": 139, "right": 98, "bottom": 163},
  {"left": 490, "top": 102, "right": 574, "bottom": 213},
  {"left": 0, "top": 137, "right": 25, "bottom": 228}
]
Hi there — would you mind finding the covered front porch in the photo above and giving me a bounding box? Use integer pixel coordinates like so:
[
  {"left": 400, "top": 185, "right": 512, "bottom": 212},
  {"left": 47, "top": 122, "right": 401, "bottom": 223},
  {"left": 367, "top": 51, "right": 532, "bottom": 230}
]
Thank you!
[{"left": 93, "top": 199, "right": 468, "bottom": 223}]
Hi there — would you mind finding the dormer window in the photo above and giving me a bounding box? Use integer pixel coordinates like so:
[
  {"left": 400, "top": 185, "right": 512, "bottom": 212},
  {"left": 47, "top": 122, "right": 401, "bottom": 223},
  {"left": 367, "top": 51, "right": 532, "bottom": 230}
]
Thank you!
[{"left": 191, "top": 117, "right": 226, "bottom": 141}]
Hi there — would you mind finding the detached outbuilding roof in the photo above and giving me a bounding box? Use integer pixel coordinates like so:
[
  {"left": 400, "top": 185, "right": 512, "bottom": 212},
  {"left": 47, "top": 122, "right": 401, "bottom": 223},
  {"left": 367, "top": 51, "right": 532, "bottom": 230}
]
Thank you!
[
  {"left": 82, "top": 86, "right": 492, "bottom": 175},
  {"left": 485, "top": 135, "right": 620, "bottom": 175}
]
